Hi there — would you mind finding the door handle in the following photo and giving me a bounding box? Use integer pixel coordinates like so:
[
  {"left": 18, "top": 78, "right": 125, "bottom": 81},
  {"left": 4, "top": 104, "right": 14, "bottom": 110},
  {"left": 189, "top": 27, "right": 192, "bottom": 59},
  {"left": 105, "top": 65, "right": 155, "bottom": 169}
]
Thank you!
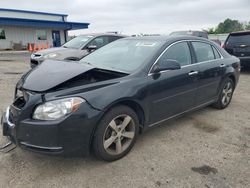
[
  {"left": 188, "top": 71, "right": 199, "bottom": 76},
  {"left": 220, "top": 64, "right": 226, "bottom": 68}
]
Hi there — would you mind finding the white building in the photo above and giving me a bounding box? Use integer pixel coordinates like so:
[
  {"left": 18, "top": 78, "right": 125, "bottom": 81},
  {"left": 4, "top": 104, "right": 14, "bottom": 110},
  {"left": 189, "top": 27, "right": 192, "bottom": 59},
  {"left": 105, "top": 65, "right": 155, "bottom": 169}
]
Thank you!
[{"left": 0, "top": 8, "right": 89, "bottom": 50}]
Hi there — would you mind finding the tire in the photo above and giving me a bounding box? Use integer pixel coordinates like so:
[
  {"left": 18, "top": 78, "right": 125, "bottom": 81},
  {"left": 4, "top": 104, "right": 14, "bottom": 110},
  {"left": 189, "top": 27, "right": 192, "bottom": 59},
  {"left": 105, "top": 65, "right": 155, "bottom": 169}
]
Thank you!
[
  {"left": 212, "top": 78, "right": 235, "bottom": 109},
  {"left": 93, "top": 105, "right": 139, "bottom": 161}
]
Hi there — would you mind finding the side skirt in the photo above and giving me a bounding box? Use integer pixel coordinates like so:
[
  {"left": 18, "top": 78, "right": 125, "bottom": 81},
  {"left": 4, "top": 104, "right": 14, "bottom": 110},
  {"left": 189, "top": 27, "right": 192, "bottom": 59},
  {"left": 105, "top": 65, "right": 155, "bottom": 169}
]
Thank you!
[{"left": 148, "top": 99, "right": 217, "bottom": 128}]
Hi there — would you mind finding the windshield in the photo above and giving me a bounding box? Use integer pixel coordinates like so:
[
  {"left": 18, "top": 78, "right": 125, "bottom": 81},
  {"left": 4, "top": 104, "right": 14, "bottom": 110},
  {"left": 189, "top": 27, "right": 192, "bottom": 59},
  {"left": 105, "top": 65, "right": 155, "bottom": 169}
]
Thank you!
[
  {"left": 80, "top": 39, "right": 163, "bottom": 73},
  {"left": 63, "top": 36, "right": 93, "bottom": 49},
  {"left": 227, "top": 33, "right": 250, "bottom": 46}
]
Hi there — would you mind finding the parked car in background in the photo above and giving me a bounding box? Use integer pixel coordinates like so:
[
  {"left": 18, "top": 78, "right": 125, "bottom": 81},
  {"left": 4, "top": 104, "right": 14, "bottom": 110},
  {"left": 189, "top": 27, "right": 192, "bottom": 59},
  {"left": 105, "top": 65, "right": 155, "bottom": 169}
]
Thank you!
[
  {"left": 30, "top": 33, "right": 126, "bottom": 68},
  {"left": 2, "top": 36, "right": 240, "bottom": 161},
  {"left": 170, "top": 30, "right": 208, "bottom": 39},
  {"left": 224, "top": 30, "right": 250, "bottom": 68}
]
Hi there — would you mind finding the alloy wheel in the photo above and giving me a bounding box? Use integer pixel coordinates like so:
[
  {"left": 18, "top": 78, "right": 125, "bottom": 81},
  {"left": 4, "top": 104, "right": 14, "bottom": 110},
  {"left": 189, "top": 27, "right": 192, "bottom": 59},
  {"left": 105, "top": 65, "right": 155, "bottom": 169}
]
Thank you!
[
  {"left": 103, "top": 114, "right": 135, "bottom": 155},
  {"left": 221, "top": 82, "right": 233, "bottom": 106}
]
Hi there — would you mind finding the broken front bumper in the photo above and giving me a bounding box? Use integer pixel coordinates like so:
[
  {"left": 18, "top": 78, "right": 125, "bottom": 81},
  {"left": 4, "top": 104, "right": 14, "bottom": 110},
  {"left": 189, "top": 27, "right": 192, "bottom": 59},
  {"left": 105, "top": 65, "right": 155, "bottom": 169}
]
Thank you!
[
  {"left": 1, "top": 103, "right": 102, "bottom": 156},
  {"left": 1, "top": 107, "right": 16, "bottom": 141},
  {"left": 1, "top": 107, "right": 63, "bottom": 153},
  {"left": 0, "top": 107, "right": 17, "bottom": 152}
]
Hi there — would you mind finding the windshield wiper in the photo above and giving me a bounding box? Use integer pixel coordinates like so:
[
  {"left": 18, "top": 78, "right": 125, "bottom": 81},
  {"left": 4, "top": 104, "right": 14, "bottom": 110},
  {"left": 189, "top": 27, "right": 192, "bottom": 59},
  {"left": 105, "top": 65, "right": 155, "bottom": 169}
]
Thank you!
[{"left": 97, "top": 68, "right": 129, "bottom": 75}]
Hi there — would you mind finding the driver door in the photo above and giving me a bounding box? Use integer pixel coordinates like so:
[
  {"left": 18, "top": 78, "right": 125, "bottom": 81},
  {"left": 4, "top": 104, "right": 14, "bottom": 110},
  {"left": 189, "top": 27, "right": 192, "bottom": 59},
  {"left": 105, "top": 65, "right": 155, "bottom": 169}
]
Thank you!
[{"left": 147, "top": 42, "right": 199, "bottom": 126}]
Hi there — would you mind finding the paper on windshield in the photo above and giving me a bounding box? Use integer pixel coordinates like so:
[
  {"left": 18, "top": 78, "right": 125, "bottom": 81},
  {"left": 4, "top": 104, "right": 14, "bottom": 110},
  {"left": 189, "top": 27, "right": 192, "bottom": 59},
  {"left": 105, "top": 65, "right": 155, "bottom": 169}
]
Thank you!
[{"left": 135, "top": 42, "right": 157, "bottom": 47}]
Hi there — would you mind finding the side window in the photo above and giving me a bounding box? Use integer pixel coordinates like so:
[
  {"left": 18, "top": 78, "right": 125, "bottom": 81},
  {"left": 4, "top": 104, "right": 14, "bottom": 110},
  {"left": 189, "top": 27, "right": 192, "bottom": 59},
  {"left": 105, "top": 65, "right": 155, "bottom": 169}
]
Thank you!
[
  {"left": 36, "top": 30, "right": 47, "bottom": 40},
  {"left": 108, "top": 36, "right": 121, "bottom": 43},
  {"left": 192, "top": 42, "right": 215, "bottom": 62},
  {"left": 88, "top": 36, "right": 109, "bottom": 48},
  {"left": 212, "top": 46, "right": 221, "bottom": 59},
  {"left": 159, "top": 42, "right": 191, "bottom": 66}
]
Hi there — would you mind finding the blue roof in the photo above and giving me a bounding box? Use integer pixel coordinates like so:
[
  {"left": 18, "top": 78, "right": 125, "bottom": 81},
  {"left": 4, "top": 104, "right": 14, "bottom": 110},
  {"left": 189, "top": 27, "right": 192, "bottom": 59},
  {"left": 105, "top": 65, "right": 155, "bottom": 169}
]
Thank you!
[
  {"left": 0, "top": 8, "right": 68, "bottom": 17},
  {"left": 0, "top": 17, "right": 89, "bottom": 30}
]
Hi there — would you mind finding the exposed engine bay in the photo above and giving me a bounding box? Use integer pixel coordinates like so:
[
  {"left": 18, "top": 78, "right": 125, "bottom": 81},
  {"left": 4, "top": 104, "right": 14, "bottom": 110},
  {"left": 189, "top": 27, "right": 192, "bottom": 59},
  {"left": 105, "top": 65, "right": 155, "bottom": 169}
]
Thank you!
[{"left": 52, "top": 68, "right": 128, "bottom": 91}]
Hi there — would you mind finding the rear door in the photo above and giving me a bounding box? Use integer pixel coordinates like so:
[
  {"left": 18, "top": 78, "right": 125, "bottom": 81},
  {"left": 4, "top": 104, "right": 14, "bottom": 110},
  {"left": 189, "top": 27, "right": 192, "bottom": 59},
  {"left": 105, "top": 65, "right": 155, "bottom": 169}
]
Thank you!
[
  {"left": 147, "top": 41, "right": 199, "bottom": 125},
  {"left": 191, "top": 41, "right": 225, "bottom": 105}
]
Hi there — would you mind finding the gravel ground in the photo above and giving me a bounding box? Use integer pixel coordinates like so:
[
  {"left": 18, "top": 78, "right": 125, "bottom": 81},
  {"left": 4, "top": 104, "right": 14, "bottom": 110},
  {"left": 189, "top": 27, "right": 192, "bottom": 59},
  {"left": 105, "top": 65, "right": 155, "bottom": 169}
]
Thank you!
[{"left": 0, "top": 55, "right": 249, "bottom": 188}]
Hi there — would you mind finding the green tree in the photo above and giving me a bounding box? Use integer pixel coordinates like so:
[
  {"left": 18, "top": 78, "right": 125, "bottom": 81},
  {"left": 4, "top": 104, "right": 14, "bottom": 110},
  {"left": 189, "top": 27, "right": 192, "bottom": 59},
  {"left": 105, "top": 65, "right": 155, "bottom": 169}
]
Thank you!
[
  {"left": 245, "top": 22, "right": 250, "bottom": 30},
  {"left": 208, "top": 19, "right": 244, "bottom": 34},
  {"left": 215, "top": 19, "right": 244, "bottom": 33},
  {"left": 207, "top": 28, "right": 215, "bottom": 34}
]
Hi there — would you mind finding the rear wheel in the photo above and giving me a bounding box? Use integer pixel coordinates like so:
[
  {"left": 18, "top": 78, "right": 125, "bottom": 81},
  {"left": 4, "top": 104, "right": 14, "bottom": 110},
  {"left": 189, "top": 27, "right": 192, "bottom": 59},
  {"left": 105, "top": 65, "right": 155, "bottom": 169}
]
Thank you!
[
  {"left": 93, "top": 105, "right": 139, "bottom": 161},
  {"left": 212, "top": 78, "right": 235, "bottom": 109}
]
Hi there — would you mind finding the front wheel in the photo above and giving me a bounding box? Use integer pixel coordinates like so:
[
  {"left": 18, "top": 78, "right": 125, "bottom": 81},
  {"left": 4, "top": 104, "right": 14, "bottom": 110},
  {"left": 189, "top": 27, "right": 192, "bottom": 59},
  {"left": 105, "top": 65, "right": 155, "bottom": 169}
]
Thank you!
[
  {"left": 93, "top": 105, "right": 139, "bottom": 161},
  {"left": 212, "top": 78, "right": 235, "bottom": 109}
]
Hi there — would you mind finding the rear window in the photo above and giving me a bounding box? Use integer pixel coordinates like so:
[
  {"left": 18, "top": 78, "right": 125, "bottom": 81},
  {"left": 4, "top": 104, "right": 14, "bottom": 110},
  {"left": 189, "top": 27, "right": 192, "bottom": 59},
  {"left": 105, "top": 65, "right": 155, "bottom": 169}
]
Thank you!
[
  {"left": 212, "top": 46, "right": 221, "bottom": 59},
  {"left": 227, "top": 33, "right": 250, "bottom": 46},
  {"left": 192, "top": 42, "right": 215, "bottom": 62},
  {"left": 109, "top": 36, "right": 122, "bottom": 43}
]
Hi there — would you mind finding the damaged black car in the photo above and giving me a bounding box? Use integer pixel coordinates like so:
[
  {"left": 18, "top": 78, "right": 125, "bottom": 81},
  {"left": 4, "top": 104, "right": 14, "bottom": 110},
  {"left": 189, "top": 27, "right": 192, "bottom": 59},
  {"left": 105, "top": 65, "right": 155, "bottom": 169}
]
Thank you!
[{"left": 1, "top": 36, "right": 240, "bottom": 161}]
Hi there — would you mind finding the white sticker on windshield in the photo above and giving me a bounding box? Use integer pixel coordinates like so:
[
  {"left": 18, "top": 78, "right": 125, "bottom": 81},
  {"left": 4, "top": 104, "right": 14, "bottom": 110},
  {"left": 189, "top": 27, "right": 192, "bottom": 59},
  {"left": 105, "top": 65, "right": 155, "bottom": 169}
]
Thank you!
[
  {"left": 81, "top": 39, "right": 89, "bottom": 42},
  {"left": 136, "top": 42, "right": 157, "bottom": 47}
]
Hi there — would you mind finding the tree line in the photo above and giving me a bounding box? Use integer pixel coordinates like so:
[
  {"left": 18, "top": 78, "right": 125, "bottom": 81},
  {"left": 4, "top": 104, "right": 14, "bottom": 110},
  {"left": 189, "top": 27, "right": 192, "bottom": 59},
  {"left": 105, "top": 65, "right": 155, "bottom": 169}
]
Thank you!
[{"left": 207, "top": 18, "right": 250, "bottom": 34}]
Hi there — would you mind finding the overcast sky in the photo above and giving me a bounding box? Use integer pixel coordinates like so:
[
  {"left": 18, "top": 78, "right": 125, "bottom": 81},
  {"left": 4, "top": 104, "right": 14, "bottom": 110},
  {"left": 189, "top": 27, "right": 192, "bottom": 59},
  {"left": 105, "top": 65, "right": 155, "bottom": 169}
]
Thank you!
[{"left": 0, "top": 0, "right": 249, "bottom": 35}]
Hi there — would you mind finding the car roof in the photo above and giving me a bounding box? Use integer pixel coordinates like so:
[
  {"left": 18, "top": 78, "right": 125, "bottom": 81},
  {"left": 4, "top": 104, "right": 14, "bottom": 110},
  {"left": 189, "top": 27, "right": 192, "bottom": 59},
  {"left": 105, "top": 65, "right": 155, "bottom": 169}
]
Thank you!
[
  {"left": 79, "top": 33, "right": 127, "bottom": 38},
  {"left": 124, "top": 35, "right": 211, "bottom": 42},
  {"left": 171, "top": 30, "right": 207, "bottom": 33},
  {"left": 230, "top": 30, "right": 250, "bottom": 35}
]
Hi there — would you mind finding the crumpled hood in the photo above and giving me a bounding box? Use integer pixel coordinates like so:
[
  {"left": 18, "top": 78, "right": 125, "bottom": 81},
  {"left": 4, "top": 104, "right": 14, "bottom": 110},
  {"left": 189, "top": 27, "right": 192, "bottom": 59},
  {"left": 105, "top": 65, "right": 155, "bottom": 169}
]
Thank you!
[
  {"left": 34, "top": 47, "right": 89, "bottom": 61},
  {"left": 21, "top": 60, "right": 94, "bottom": 92}
]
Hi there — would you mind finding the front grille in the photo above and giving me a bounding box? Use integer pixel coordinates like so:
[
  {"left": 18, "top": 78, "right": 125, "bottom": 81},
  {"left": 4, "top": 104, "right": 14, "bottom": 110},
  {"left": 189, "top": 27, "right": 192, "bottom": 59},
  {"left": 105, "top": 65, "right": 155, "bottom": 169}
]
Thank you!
[{"left": 33, "top": 54, "right": 42, "bottom": 57}]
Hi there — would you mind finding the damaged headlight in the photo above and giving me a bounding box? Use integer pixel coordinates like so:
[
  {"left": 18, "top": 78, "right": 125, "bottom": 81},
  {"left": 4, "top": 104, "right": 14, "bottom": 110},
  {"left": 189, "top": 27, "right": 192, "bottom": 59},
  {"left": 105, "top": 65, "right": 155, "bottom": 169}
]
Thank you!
[{"left": 33, "top": 97, "right": 85, "bottom": 120}]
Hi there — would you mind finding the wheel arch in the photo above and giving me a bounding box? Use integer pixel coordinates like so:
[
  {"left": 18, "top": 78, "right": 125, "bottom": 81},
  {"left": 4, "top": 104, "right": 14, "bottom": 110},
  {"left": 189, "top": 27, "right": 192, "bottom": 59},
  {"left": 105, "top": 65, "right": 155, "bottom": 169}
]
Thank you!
[
  {"left": 222, "top": 72, "right": 236, "bottom": 88},
  {"left": 227, "top": 74, "right": 236, "bottom": 87},
  {"left": 89, "top": 98, "right": 146, "bottom": 152},
  {"left": 115, "top": 100, "right": 145, "bottom": 129},
  {"left": 101, "top": 98, "right": 145, "bottom": 130},
  {"left": 215, "top": 72, "right": 236, "bottom": 101}
]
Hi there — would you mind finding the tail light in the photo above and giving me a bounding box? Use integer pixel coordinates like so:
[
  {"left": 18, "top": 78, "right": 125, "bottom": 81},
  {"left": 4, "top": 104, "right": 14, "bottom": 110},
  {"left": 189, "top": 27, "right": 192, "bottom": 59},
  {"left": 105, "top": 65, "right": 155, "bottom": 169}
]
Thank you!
[{"left": 221, "top": 43, "right": 225, "bottom": 48}]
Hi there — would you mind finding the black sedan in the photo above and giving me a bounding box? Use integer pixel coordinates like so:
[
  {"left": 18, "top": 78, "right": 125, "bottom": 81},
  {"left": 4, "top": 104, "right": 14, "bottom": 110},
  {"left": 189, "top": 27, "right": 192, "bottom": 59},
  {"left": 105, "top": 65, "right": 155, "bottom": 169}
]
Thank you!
[{"left": 1, "top": 36, "right": 240, "bottom": 161}]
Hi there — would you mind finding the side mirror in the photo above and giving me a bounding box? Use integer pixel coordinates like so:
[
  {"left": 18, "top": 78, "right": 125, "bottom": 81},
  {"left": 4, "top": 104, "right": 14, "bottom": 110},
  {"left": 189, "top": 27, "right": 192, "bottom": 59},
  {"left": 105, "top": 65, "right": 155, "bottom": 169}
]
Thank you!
[
  {"left": 87, "top": 45, "right": 97, "bottom": 52},
  {"left": 152, "top": 59, "right": 181, "bottom": 74}
]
